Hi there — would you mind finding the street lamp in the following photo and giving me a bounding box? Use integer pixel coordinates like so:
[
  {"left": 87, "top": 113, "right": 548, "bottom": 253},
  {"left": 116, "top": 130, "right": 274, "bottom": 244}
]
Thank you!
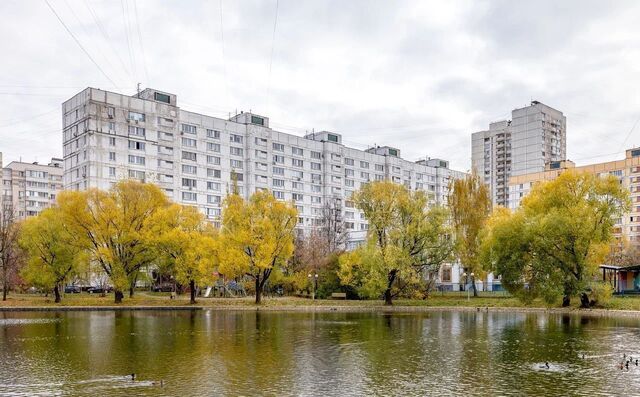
[{"left": 308, "top": 273, "right": 319, "bottom": 300}]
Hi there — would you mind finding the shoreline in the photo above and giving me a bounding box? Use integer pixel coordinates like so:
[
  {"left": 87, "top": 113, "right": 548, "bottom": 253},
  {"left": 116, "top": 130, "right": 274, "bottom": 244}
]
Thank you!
[{"left": 3, "top": 303, "right": 640, "bottom": 318}]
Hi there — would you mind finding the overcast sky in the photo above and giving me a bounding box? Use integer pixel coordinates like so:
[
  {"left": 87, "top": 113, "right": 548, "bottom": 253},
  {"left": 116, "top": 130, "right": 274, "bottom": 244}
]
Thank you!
[{"left": 1, "top": 0, "right": 640, "bottom": 171}]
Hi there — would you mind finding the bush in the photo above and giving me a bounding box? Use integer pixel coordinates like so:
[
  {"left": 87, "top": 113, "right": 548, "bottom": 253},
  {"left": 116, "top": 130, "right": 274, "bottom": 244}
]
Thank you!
[{"left": 588, "top": 283, "right": 613, "bottom": 307}]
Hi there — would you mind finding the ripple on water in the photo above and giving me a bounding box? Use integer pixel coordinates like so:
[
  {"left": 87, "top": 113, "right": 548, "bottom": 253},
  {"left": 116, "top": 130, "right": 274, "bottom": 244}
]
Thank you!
[{"left": 0, "top": 318, "right": 60, "bottom": 327}]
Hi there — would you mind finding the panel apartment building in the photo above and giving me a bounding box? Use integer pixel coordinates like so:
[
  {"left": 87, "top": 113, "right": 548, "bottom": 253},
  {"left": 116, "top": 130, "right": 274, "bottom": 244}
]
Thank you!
[
  {"left": 471, "top": 101, "right": 566, "bottom": 206},
  {"left": 62, "top": 87, "right": 467, "bottom": 248},
  {"left": 508, "top": 148, "right": 640, "bottom": 244},
  {"left": 1, "top": 153, "right": 63, "bottom": 219}
]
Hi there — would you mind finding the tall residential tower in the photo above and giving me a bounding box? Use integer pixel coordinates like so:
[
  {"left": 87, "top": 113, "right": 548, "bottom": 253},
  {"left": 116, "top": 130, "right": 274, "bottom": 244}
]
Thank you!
[{"left": 471, "top": 101, "right": 566, "bottom": 207}]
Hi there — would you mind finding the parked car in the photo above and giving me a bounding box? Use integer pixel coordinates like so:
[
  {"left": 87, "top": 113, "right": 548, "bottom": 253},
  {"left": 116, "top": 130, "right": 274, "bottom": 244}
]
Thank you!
[
  {"left": 87, "top": 286, "right": 112, "bottom": 294},
  {"left": 64, "top": 285, "right": 81, "bottom": 294},
  {"left": 152, "top": 283, "right": 174, "bottom": 292}
]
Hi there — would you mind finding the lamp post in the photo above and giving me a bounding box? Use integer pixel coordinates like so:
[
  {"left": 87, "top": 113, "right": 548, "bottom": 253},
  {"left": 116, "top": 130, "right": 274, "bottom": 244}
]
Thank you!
[
  {"left": 462, "top": 272, "right": 474, "bottom": 301},
  {"left": 308, "top": 273, "right": 319, "bottom": 300}
]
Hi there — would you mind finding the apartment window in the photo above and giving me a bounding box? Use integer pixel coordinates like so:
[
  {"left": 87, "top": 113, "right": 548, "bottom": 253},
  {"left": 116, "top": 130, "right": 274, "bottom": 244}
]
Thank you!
[
  {"left": 109, "top": 137, "right": 116, "bottom": 146},
  {"left": 393, "top": 166, "right": 401, "bottom": 174},
  {"left": 273, "top": 155, "right": 284, "bottom": 164},
  {"left": 327, "top": 134, "right": 339, "bottom": 142},
  {"left": 182, "top": 164, "right": 197, "bottom": 174},
  {"left": 292, "top": 182, "right": 304, "bottom": 190},
  {"left": 273, "top": 191, "right": 285, "bottom": 200},
  {"left": 182, "top": 178, "right": 197, "bottom": 188},
  {"left": 273, "top": 179, "right": 285, "bottom": 188},
  {"left": 311, "top": 151, "right": 321, "bottom": 159},
  {"left": 154, "top": 92, "right": 171, "bottom": 104},
  {"left": 207, "top": 142, "right": 221, "bottom": 152},
  {"left": 207, "top": 182, "right": 221, "bottom": 191},
  {"left": 361, "top": 172, "right": 370, "bottom": 180},
  {"left": 255, "top": 150, "right": 268, "bottom": 160},
  {"left": 256, "top": 162, "right": 268, "bottom": 171},
  {"left": 207, "top": 155, "right": 221, "bottom": 165},
  {"left": 345, "top": 158, "right": 354, "bottom": 166},
  {"left": 207, "top": 195, "right": 221, "bottom": 204},
  {"left": 128, "top": 155, "right": 145, "bottom": 165},
  {"left": 292, "top": 170, "right": 304, "bottom": 179},
  {"left": 107, "top": 106, "right": 115, "bottom": 118},
  {"left": 292, "top": 193, "right": 303, "bottom": 202},
  {"left": 233, "top": 173, "right": 244, "bottom": 182},
  {"left": 182, "top": 151, "right": 197, "bottom": 161},
  {"left": 311, "top": 162, "right": 321, "bottom": 170},
  {"left": 127, "top": 111, "right": 145, "bottom": 122},
  {"left": 182, "top": 137, "right": 197, "bottom": 148},
  {"left": 292, "top": 147, "right": 304, "bottom": 156},
  {"left": 388, "top": 148, "right": 398, "bottom": 157},
  {"left": 182, "top": 191, "right": 197, "bottom": 201},
  {"left": 230, "top": 159, "right": 243, "bottom": 169},
  {"left": 255, "top": 175, "right": 268, "bottom": 184},
  {"left": 345, "top": 168, "right": 354, "bottom": 177},
  {"left": 230, "top": 134, "right": 243, "bottom": 144},
  {"left": 205, "top": 129, "right": 219, "bottom": 139},
  {"left": 159, "top": 131, "right": 174, "bottom": 141},
  {"left": 207, "top": 168, "right": 221, "bottom": 178},
  {"left": 181, "top": 124, "right": 197, "bottom": 134},
  {"left": 273, "top": 143, "right": 285, "bottom": 152},
  {"left": 128, "top": 140, "right": 145, "bottom": 150},
  {"left": 345, "top": 179, "right": 354, "bottom": 187},
  {"left": 230, "top": 147, "right": 244, "bottom": 156},
  {"left": 311, "top": 196, "right": 322, "bottom": 204},
  {"left": 128, "top": 126, "right": 145, "bottom": 137},
  {"left": 108, "top": 167, "right": 116, "bottom": 177},
  {"left": 311, "top": 174, "right": 321, "bottom": 183},
  {"left": 128, "top": 170, "right": 145, "bottom": 180},
  {"left": 206, "top": 208, "right": 221, "bottom": 218},
  {"left": 375, "top": 164, "right": 384, "bottom": 172},
  {"left": 332, "top": 175, "right": 342, "bottom": 183},
  {"left": 292, "top": 159, "right": 304, "bottom": 167},
  {"left": 360, "top": 161, "right": 369, "bottom": 169},
  {"left": 108, "top": 121, "right": 115, "bottom": 132},
  {"left": 109, "top": 152, "right": 116, "bottom": 161},
  {"left": 311, "top": 185, "right": 321, "bottom": 193},
  {"left": 251, "top": 115, "right": 265, "bottom": 126},
  {"left": 255, "top": 137, "right": 267, "bottom": 146},
  {"left": 273, "top": 166, "right": 284, "bottom": 175}
]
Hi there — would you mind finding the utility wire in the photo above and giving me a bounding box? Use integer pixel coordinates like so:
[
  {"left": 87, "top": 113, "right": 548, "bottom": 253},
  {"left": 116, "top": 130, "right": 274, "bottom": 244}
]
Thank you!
[
  {"left": 121, "top": 0, "right": 136, "bottom": 81},
  {"left": 133, "top": 0, "right": 150, "bottom": 85},
  {"left": 219, "top": 0, "right": 229, "bottom": 107},
  {"left": 265, "top": 0, "right": 279, "bottom": 113},
  {"left": 44, "top": 0, "right": 118, "bottom": 87}
]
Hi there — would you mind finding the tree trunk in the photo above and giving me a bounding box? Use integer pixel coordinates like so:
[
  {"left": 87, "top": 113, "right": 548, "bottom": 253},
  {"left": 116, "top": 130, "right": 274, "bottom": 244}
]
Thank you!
[
  {"left": 190, "top": 280, "right": 196, "bottom": 304},
  {"left": 129, "top": 286, "right": 135, "bottom": 298},
  {"left": 255, "top": 275, "right": 262, "bottom": 305},
  {"left": 114, "top": 290, "right": 124, "bottom": 304},
  {"left": 562, "top": 295, "right": 571, "bottom": 307},
  {"left": 384, "top": 270, "right": 397, "bottom": 306},
  {"left": 53, "top": 283, "right": 61, "bottom": 303},
  {"left": 2, "top": 267, "right": 7, "bottom": 301},
  {"left": 579, "top": 292, "right": 590, "bottom": 308},
  {"left": 472, "top": 275, "right": 478, "bottom": 297}
]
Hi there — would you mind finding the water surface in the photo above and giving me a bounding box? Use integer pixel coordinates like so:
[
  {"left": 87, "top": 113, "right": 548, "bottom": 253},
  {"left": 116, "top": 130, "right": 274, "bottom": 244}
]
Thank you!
[{"left": 0, "top": 309, "right": 638, "bottom": 396}]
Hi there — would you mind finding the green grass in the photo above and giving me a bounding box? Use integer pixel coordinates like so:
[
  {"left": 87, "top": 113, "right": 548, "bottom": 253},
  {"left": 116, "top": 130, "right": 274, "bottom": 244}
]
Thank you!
[{"left": 2, "top": 291, "right": 638, "bottom": 311}]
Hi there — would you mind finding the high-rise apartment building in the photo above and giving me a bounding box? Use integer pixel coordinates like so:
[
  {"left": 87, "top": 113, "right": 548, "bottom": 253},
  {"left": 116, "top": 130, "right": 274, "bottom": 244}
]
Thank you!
[
  {"left": 471, "top": 101, "right": 566, "bottom": 206},
  {"left": 62, "top": 87, "right": 467, "bottom": 248},
  {"left": 1, "top": 154, "right": 63, "bottom": 219}
]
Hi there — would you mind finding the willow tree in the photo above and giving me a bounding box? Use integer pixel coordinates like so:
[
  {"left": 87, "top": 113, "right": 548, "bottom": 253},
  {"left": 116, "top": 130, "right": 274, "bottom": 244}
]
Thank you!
[
  {"left": 151, "top": 204, "right": 218, "bottom": 304},
  {"left": 58, "top": 180, "right": 170, "bottom": 303},
  {"left": 481, "top": 171, "right": 629, "bottom": 307},
  {"left": 19, "top": 207, "right": 84, "bottom": 303},
  {"left": 218, "top": 190, "right": 297, "bottom": 304},
  {"left": 449, "top": 172, "right": 491, "bottom": 296},
  {"left": 339, "top": 181, "right": 454, "bottom": 305}
]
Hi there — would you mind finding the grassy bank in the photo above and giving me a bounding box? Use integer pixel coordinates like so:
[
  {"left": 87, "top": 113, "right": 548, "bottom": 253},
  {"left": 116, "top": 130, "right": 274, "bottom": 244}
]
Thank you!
[{"left": 3, "top": 292, "right": 640, "bottom": 311}]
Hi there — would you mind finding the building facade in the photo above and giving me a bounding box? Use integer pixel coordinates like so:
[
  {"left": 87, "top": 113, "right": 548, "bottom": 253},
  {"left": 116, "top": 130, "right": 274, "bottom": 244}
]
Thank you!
[
  {"left": 62, "top": 87, "right": 467, "bottom": 248},
  {"left": 508, "top": 148, "right": 640, "bottom": 244},
  {"left": 1, "top": 155, "right": 64, "bottom": 219},
  {"left": 471, "top": 101, "right": 566, "bottom": 207}
]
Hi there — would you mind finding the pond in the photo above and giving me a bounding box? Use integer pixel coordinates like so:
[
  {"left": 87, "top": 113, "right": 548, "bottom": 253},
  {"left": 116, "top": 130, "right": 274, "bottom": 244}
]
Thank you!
[{"left": 0, "top": 309, "right": 638, "bottom": 396}]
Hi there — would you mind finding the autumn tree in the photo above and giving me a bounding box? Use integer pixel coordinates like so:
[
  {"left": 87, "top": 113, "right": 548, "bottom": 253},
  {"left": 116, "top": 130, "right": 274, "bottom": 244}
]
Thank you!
[
  {"left": 152, "top": 204, "right": 218, "bottom": 304},
  {"left": 449, "top": 171, "right": 491, "bottom": 296},
  {"left": 320, "top": 198, "right": 348, "bottom": 253},
  {"left": 339, "top": 181, "right": 454, "bottom": 305},
  {"left": 19, "top": 207, "right": 84, "bottom": 303},
  {"left": 481, "top": 171, "right": 629, "bottom": 307},
  {"left": 218, "top": 190, "right": 297, "bottom": 304},
  {"left": 0, "top": 203, "right": 22, "bottom": 301},
  {"left": 58, "top": 180, "right": 170, "bottom": 303}
]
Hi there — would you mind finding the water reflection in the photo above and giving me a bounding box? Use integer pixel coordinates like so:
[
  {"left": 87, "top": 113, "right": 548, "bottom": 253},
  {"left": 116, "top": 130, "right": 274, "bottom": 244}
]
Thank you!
[{"left": 0, "top": 310, "right": 639, "bottom": 396}]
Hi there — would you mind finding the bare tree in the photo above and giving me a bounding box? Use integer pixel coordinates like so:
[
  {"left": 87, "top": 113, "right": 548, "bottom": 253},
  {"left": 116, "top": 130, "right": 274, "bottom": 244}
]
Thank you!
[
  {"left": 320, "top": 198, "right": 348, "bottom": 253},
  {"left": 0, "top": 203, "right": 22, "bottom": 301}
]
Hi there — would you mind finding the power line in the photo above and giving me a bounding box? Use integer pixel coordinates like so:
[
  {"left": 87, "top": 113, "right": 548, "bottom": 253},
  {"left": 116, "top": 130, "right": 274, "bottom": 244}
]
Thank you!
[
  {"left": 219, "top": 0, "right": 228, "bottom": 106},
  {"left": 265, "top": 0, "right": 279, "bottom": 113},
  {"left": 43, "top": 0, "right": 118, "bottom": 87},
  {"left": 618, "top": 114, "right": 640, "bottom": 152},
  {"left": 120, "top": 0, "right": 136, "bottom": 80},
  {"left": 132, "top": 0, "right": 150, "bottom": 85},
  {"left": 0, "top": 108, "right": 59, "bottom": 128}
]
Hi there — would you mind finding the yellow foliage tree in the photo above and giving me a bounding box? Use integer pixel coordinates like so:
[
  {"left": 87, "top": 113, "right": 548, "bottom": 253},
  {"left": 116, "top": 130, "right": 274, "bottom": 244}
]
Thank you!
[
  {"left": 19, "top": 207, "right": 84, "bottom": 303},
  {"left": 57, "top": 180, "right": 170, "bottom": 303},
  {"left": 151, "top": 204, "right": 219, "bottom": 303},
  {"left": 218, "top": 190, "right": 297, "bottom": 304}
]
